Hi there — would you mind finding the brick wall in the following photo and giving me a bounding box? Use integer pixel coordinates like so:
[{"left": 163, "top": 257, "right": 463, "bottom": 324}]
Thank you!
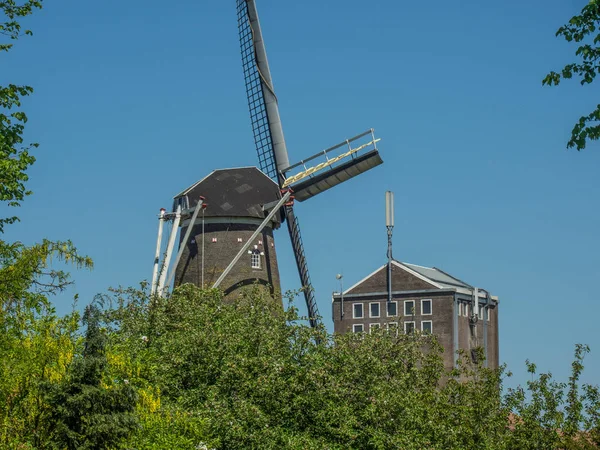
[{"left": 174, "top": 221, "right": 281, "bottom": 300}]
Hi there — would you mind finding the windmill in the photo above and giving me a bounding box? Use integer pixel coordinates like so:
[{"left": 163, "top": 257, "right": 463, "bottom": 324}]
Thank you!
[{"left": 152, "top": 1, "right": 383, "bottom": 328}]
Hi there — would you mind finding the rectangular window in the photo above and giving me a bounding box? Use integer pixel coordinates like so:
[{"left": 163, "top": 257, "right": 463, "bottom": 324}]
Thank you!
[
  {"left": 369, "top": 302, "right": 380, "bottom": 318},
  {"left": 464, "top": 303, "right": 469, "bottom": 317},
  {"left": 387, "top": 322, "right": 398, "bottom": 336},
  {"left": 370, "top": 323, "right": 381, "bottom": 332},
  {"left": 404, "top": 321, "right": 415, "bottom": 334},
  {"left": 251, "top": 252, "right": 261, "bottom": 269},
  {"left": 353, "top": 324, "right": 364, "bottom": 333},
  {"left": 404, "top": 300, "right": 415, "bottom": 316},
  {"left": 422, "top": 320, "right": 433, "bottom": 334},
  {"left": 353, "top": 303, "right": 364, "bottom": 319},
  {"left": 387, "top": 301, "right": 398, "bottom": 317},
  {"left": 478, "top": 305, "right": 483, "bottom": 318},
  {"left": 486, "top": 308, "right": 490, "bottom": 322},
  {"left": 421, "top": 299, "right": 432, "bottom": 315}
]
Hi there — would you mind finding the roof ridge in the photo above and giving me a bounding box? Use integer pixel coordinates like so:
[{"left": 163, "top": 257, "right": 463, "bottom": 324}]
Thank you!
[{"left": 432, "top": 266, "right": 474, "bottom": 289}]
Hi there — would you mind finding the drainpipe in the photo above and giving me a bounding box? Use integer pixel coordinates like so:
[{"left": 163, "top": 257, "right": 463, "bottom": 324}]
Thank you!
[
  {"left": 453, "top": 293, "right": 459, "bottom": 367},
  {"left": 483, "top": 293, "right": 489, "bottom": 368}
]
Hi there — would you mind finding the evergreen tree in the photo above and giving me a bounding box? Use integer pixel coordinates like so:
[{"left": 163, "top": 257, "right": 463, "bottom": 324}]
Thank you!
[{"left": 47, "top": 304, "right": 137, "bottom": 449}]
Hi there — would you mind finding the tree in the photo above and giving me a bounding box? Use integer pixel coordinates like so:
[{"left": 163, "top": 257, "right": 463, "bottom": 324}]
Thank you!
[
  {"left": 46, "top": 304, "right": 138, "bottom": 449},
  {"left": 543, "top": 0, "right": 600, "bottom": 150},
  {"left": 1, "top": 0, "right": 43, "bottom": 231},
  {"left": 104, "top": 284, "right": 600, "bottom": 449}
]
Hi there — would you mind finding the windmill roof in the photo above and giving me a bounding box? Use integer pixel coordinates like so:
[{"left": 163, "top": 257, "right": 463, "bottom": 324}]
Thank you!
[{"left": 174, "top": 167, "right": 281, "bottom": 221}]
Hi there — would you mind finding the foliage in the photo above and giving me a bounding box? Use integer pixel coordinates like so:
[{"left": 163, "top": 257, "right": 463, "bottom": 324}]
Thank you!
[
  {"left": 102, "top": 284, "right": 600, "bottom": 449},
  {"left": 46, "top": 304, "right": 138, "bottom": 450},
  {"left": 0, "top": 302, "right": 79, "bottom": 448},
  {"left": 0, "top": 1, "right": 43, "bottom": 232},
  {"left": 543, "top": 0, "right": 600, "bottom": 150}
]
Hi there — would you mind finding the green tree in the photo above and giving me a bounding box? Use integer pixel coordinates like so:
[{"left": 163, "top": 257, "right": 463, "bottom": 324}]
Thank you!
[
  {"left": 103, "top": 284, "right": 600, "bottom": 449},
  {"left": 46, "top": 304, "right": 138, "bottom": 450},
  {"left": 543, "top": 0, "right": 600, "bottom": 150},
  {"left": 1, "top": 0, "right": 43, "bottom": 231}
]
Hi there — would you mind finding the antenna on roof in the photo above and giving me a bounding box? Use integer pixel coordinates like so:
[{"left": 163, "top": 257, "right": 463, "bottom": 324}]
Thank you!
[{"left": 385, "top": 191, "right": 394, "bottom": 306}]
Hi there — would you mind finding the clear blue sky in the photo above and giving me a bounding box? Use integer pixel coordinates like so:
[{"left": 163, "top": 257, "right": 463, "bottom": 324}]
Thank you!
[{"left": 3, "top": 0, "right": 599, "bottom": 388}]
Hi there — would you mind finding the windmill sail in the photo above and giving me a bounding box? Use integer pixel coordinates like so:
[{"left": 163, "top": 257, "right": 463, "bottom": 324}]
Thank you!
[
  {"left": 286, "top": 208, "right": 320, "bottom": 327},
  {"left": 237, "top": 0, "right": 320, "bottom": 325},
  {"left": 237, "top": 0, "right": 289, "bottom": 179}
]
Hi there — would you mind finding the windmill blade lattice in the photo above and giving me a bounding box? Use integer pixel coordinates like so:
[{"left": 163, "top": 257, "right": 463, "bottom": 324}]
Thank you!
[
  {"left": 285, "top": 207, "right": 320, "bottom": 327},
  {"left": 236, "top": 0, "right": 277, "bottom": 180}
]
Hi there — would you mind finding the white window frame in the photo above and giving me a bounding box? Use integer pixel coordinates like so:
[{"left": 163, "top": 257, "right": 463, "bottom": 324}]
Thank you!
[
  {"left": 369, "top": 302, "right": 380, "bottom": 318},
  {"left": 404, "top": 300, "right": 415, "bottom": 316},
  {"left": 251, "top": 252, "right": 261, "bottom": 269},
  {"left": 421, "top": 299, "right": 432, "bottom": 316},
  {"left": 478, "top": 305, "right": 483, "bottom": 318},
  {"left": 421, "top": 320, "right": 433, "bottom": 334},
  {"left": 352, "top": 324, "right": 364, "bottom": 333},
  {"left": 404, "top": 321, "right": 416, "bottom": 334},
  {"left": 486, "top": 307, "right": 490, "bottom": 322},
  {"left": 386, "top": 301, "right": 398, "bottom": 317},
  {"left": 464, "top": 303, "right": 469, "bottom": 317},
  {"left": 369, "top": 323, "right": 381, "bottom": 333},
  {"left": 353, "top": 303, "right": 364, "bottom": 319}
]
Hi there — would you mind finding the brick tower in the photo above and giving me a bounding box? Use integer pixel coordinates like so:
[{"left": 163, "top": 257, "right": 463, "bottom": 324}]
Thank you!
[{"left": 173, "top": 167, "right": 282, "bottom": 298}]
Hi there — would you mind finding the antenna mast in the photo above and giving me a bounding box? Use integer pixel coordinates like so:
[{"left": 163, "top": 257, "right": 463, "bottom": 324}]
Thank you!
[{"left": 385, "top": 191, "right": 394, "bottom": 306}]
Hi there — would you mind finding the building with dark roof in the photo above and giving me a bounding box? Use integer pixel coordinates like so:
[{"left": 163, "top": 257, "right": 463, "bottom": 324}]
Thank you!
[
  {"left": 172, "top": 167, "right": 282, "bottom": 298},
  {"left": 332, "top": 260, "right": 499, "bottom": 370}
]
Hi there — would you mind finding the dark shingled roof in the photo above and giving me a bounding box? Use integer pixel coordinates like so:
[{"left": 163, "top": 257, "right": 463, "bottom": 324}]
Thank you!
[{"left": 174, "top": 167, "right": 281, "bottom": 222}]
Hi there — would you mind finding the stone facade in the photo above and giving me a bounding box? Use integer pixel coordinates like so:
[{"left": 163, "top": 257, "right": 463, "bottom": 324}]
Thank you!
[{"left": 332, "top": 262, "right": 499, "bottom": 370}]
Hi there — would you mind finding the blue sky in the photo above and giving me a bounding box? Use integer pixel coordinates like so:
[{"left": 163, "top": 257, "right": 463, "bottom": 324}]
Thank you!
[{"left": 2, "top": 0, "right": 599, "bottom": 387}]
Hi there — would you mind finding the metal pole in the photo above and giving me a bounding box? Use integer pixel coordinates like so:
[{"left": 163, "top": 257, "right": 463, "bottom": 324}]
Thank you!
[
  {"left": 157, "top": 204, "right": 181, "bottom": 296},
  {"left": 164, "top": 198, "right": 205, "bottom": 290},
  {"left": 385, "top": 191, "right": 394, "bottom": 307},
  {"left": 150, "top": 208, "right": 166, "bottom": 296},
  {"left": 336, "top": 274, "right": 344, "bottom": 319},
  {"left": 213, "top": 191, "right": 291, "bottom": 288}
]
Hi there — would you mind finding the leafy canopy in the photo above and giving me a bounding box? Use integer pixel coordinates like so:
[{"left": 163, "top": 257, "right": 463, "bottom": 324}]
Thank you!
[
  {"left": 543, "top": 0, "right": 600, "bottom": 150},
  {"left": 0, "top": 1, "right": 43, "bottom": 231}
]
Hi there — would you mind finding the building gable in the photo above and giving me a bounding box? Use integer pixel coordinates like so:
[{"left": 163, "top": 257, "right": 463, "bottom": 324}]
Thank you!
[{"left": 345, "top": 262, "right": 441, "bottom": 295}]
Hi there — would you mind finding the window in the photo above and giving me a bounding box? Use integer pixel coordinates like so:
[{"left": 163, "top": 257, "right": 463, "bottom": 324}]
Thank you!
[
  {"left": 353, "top": 324, "right": 364, "bottom": 333},
  {"left": 422, "top": 320, "right": 433, "bottom": 334},
  {"left": 458, "top": 302, "right": 462, "bottom": 316},
  {"left": 404, "top": 300, "right": 415, "bottom": 316},
  {"left": 387, "top": 322, "right": 398, "bottom": 336},
  {"left": 251, "top": 251, "right": 261, "bottom": 269},
  {"left": 464, "top": 303, "right": 469, "bottom": 317},
  {"left": 387, "top": 301, "right": 398, "bottom": 317},
  {"left": 370, "top": 323, "right": 381, "bottom": 332},
  {"left": 486, "top": 308, "right": 490, "bottom": 322},
  {"left": 369, "top": 302, "right": 380, "bottom": 318},
  {"left": 421, "top": 299, "right": 432, "bottom": 315},
  {"left": 478, "top": 305, "right": 483, "bottom": 318},
  {"left": 353, "top": 303, "right": 364, "bottom": 319},
  {"left": 404, "top": 321, "right": 415, "bottom": 334}
]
